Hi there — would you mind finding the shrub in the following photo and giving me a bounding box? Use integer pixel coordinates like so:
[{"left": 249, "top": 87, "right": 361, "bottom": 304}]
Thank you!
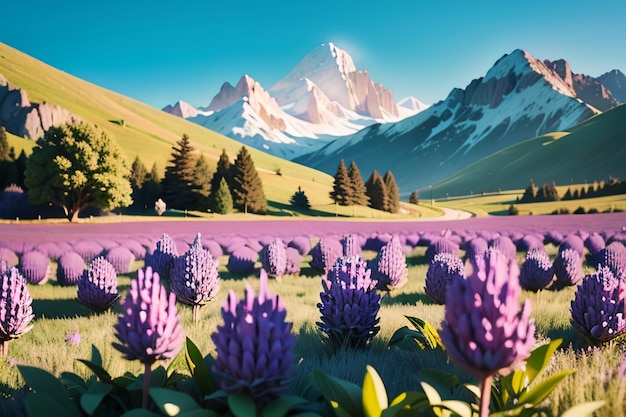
[
  {"left": 372, "top": 235, "right": 408, "bottom": 292},
  {"left": 145, "top": 233, "right": 178, "bottom": 280},
  {"left": 425, "top": 238, "right": 459, "bottom": 263},
  {"left": 0, "top": 248, "right": 18, "bottom": 269},
  {"left": 72, "top": 240, "right": 104, "bottom": 263},
  {"left": 287, "top": 236, "right": 311, "bottom": 256},
  {"left": 260, "top": 238, "right": 287, "bottom": 278},
  {"left": 519, "top": 248, "right": 554, "bottom": 292},
  {"left": 56, "top": 251, "right": 86, "bottom": 286},
  {"left": 19, "top": 251, "right": 50, "bottom": 285},
  {"left": 226, "top": 246, "right": 258, "bottom": 276},
  {"left": 77, "top": 257, "right": 119, "bottom": 313},
  {"left": 424, "top": 252, "right": 465, "bottom": 304},
  {"left": 0, "top": 267, "right": 34, "bottom": 357},
  {"left": 105, "top": 246, "right": 136, "bottom": 274},
  {"left": 553, "top": 248, "right": 584, "bottom": 289},
  {"left": 284, "top": 247, "right": 302, "bottom": 276},
  {"left": 309, "top": 238, "right": 342, "bottom": 274}
]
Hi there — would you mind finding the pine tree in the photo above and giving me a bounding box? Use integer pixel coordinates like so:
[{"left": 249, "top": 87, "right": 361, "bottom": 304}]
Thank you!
[
  {"left": 409, "top": 190, "right": 419, "bottom": 204},
  {"left": 0, "top": 127, "right": 12, "bottom": 189},
  {"left": 365, "top": 170, "right": 389, "bottom": 211},
  {"left": 520, "top": 179, "right": 537, "bottom": 203},
  {"left": 213, "top": 177, "right": 233, "bottom": 214},
  {"left": 149, "top": 162, "right": 162, "bottom": 184},
  {"left": 191, "top": 154, "right": 212, "bottom": 211},
  {"left": 546, "top": 181, "right": 560, "bottom": 201},
  {"left": 231, "top": 146, "right": 267, "bottom": 214},
  {"left": 209, "top": 149, "right": 234, "bottom": 212},
  {"left": 329, "top": 159, "right": 352, "bottom": 206},
  {"left": 161, "top": 134, "right": 198, "bottom": 210},
  {"left": 129, "top": 156, "right": 148, "bottom": 190},
  {"left": 141, "top": 162, "right": 162, "bottom": 210},
  {"left": 290, "top": 186, "right": 311, "bottom": 210},
  {"left": 0, "top": 127, "right": 10, "bottom": 161},
  {"left": 383, "top": 170, "right": 400, "bottom": 213},
  {"left": 348, "top": 161, "right": 368, "bottom": 206}
]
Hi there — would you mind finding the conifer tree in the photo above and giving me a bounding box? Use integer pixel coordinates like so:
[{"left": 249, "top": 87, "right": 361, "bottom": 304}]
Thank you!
[
  {"left": 383, "top": 170, "right": 400, "bottom": 213},
  {"left": 0, "top": 127, "right": 12, "bottom": 189},
  {"left": 140, "top": 162, "right": 162, "bottom": 210},
  {"left": 209, "top": 149, "right": 234, "bottom": 212},
  {"left": 213, "top": 177, "right": 233, "bottom": 214},
  {"left": 191, "top": 154, "right": 212, "bottom": 211},
  {"left": 290, "top": 186, "right": 311, "bottom": 210},
  {"left": 329, "top": 159, "right": 352, "bottom": 206},
  {"left": 348, "top": 161, "right": 368, "bottom": 206},
  {"left": 161, "top": 134, "right": 198, "bottom": 210},
  {"left": 520, "top": 179, "right": 537, "bottom": 203},
  {"left": 409, "top": 190, "right": 419, "bottom": 204},
  {"left": 0, "top": 127, "right": 9, "bottom": 161},
  {"left": 546, "top": 181, "right": 560, "bottom": 201},
  {"left": 231, "top": 146, "right": 267, "bottom": 214},
  {"left": 365, "top": 170, "right": 389, "bottom": 211},
  {"left": 129, "top": 156, "right": 148, "bottom": 190}
]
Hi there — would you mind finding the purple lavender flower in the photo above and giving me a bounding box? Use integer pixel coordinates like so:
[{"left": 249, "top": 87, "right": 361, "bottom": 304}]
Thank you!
[
  {"left": 317, "top": 256, "right": 381, "bottom": 349},
  {"left": 113, "top": 266, "right": 183, "bottom": 364},
  {"left": 285, "top": 247, "right": 302, "bottom": 276},
  {"left": 105, "top": 246, "right": 135, "bottom": 274},
  {"left": 211, "top": 269, "right": 296, "bottom": 400},
  {"left": 226, "top": 246, "right": 258, "bottom": 276},
  {"left": 571, "top": 266, "right": 626, "bottom": 344},
  {"left": 373, "top": 235, "right": 408, "bottom": 292},
  {"left": 0, "top": 248, "right": 18, "bottom": 269},
  {"left": 489, "top": 235, "right": 517, "bottom": 262},
  {"left": 57, "top": 251, "right": 86, "bottom": 286},
  {"left": 260, "top": 238, "right": 287, "bottom": 278},
  {"left": 425, "top": 252, "right": 465, "bottom": 304},
  {"left": 72, "top": 240, "right": 104, "bottom": 263},
  {"left": 544, "top": 230, "right": 564, "bottom": 247},
  {"left": 516, "top": 234, "right": 545, "bottom": 253},
  {"left": 145, "top": 233, "right": 178, "bottom": 280},
  {"left": 202, "top": 239, "right": 224, "bottom": 258},
  {"left": 288, "top": 236, "right": 311, "bottom": 256},
  {"left": 340, "top": 234, "right": 362, "bottom": 258},
  {"left": 463, "top": 237, "right": 489, "bottom": 261},
  {"left": 558, "top": 235, "right": 585, "bottom": 257},
  {"left": 65, "top": 331, "right": 81, "bottom": 345},
  {"left": 309, "top": 238, "right": 343, "bottom": 274},
  {"left": 0, "top": 267, "right": 34, "bottom": 357},
  {"left": 553, "top": 248, "right": 584, "bottom": 289},
  {"left": 440, "top": 250, "right": 535, "bottom": 379},
  {"left": 597, "top": 241, "right": 626, "bottom": 279},
  {"left": 170, "top": 234, "right": 219, "bottom": 323},
  {"left": 584, "top": 233, "right": 606, "bottom": 257},
  {"left": 519, "top": 248, "right": 554, "bottom": 292},
  {"left": 19, "top": 250, "right": 50, "bottom": 285},
  {"left": 425, "top": 238, "right": 459, "bottom": 263},
  {"left": 77, "top": 256, "right": 120, "bottom": 313}
]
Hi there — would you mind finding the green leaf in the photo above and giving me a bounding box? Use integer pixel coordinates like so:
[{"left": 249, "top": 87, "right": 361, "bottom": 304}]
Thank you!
[
  {"left": 150, "top": 387, "right": 203, "bottom": 416},
  {"left": 18, "top": 365, "right": 82, "bottom": 417},
  {"left": 78, "top": 359, "right": 113, "bottom": 384},
  {"left": 120, "top": 409, "right": 163, "bottom": 417},
  {"left": 560, "top": 401, "right": 606, "bottom": 417},
  {"left": 261, "top": 395, "right": 307, "bottom": 417},
  {"left": 418, "top": 368, "right": 461, "bottom": 392},
  {"left": 90, "top": 344, "right": 104, "bottom": 367},
  {"left": 185, "top": 337, "right": 215, "bottom": 394},
  {"left": 80, "top": 381, "right": 112, "bottom": 415},
  {"left": 520, "top": 339, "right": 562, "bottom": 387},
  {"left": 26, "top": 393, "right": 82, "bottom": 417},
  {"left": 387, "top": 326, "right": 423, "bottom": 348},
  {"left": 405, "top": 316, "right": 444, "bottom": 350},
  {"left": 383, "top": 391, "right": 429, "bottom": 416},
  {"left": 420, "top": 381, "right": 442, "bottom": 405},
  {"left": 228, "top": 393, "right": 256, "bottom": 417},
  {"left": 517, "top": 369, "right": 575, "bottom": 405},
  {"left": 310, "top": 369, "right": 363, "bottom": 416},
  {"left": 436, "top": 400, "right": 474, "bottom": 417},
  {"left": 363, "top": 365, "right": 388, "bottom": 417}
]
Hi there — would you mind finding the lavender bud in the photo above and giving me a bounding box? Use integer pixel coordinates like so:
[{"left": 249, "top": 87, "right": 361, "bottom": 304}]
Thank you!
[{"left": 77, "top": 256, "right": 120, "bottom": 313}]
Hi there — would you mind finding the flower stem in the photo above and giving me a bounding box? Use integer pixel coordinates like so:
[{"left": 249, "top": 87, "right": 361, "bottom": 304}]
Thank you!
[
  {"left": 1, "top": 341, "right": 7, "bottom": 357},
  {"left": 143, "top": 362, "right": 152, "bottom": 409},
  {"left": 479, "top": 374, "right": 493, "bottom": 417}
]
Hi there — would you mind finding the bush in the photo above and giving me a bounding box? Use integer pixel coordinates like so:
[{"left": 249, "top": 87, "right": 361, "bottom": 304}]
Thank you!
[{"left": 508, "top": 204, "right": 519, "bottom": 215}]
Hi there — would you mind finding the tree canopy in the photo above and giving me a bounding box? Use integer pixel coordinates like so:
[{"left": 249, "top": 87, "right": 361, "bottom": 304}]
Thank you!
[
  {"left": 348, "top": 161, "right": 368, "bottom": 206},
  {"left": 365, "top": 170, "right": 388, "bottom": 212},
  {"left": 161, "top": 134, "right": 198, "bottom": 210},
  {"left": 231, "top": 146, "right": 267, "bottom": 214},
  {"left": 383, "top": 170, "right": 400, "bottom": 213},
  {"left": 329, "top": 159, "right": 351, "bottom": 206},
  {"left": 24, "top": 121, "right": 132, "bottom": 222},
  {"left": 213, "top": 177, "right": 233, "bottom": 214}
]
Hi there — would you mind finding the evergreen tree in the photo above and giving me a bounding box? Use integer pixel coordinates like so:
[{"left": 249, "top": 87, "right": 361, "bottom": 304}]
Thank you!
[
  {"left": 191, "top": 154, "right": 212, "bottom": 211},
  {"left": 409, "top": 190, "right": 419, "bottom": 204},
  {"left": 209, "top": 149, "right": 234, "bottom": 211},
  {"left": 546, "top": 181, "right": 560, "bottom": 201},
  {"left": 231, "top": 146, "right": 267, "bottom": 214},
  {"left": 520, "top": 179, "right": 537, "bottom": 203},
  {"left": 348, "top": 161, "right": 368, "bottom": 206},
  {"left": 149, "top": 162, "right": 162, "bottom": 183},
  {"left": 140, "top": 162, "right": 162, "bottom": 211},
  {"left": 213, "top": 177, "right": 233, "bottom": 214},
  {"left": 129, "top": 156, "right": 148, "bottom": 190},
  {"left": 365, "top": 170, "right": 388, "bottom": 211},
  {"left": 383, "top": 170, "right": 400, "bottom": 213},
  {"left": 289, "top": 186, "right": 311, "bottom": 210},
  {"left": 0, "top": 127, "right": 9, "bottom": 161},
  {"left": 0, "top": 127, "right": 12, "bottom": 188},
  {"left": 329, "top": 159, "right": 352, "bottom": 206},
  {"left": 161, "top": 134, "right": 198, "bottom": 210},
  {"left": 563, "top": 187, "right": 572, "bottom": 200}
]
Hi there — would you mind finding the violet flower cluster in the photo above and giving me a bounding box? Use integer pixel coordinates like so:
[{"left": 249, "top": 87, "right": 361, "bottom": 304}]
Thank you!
[
  {"left": 373, "top": 235, "right": 408, "bottom": 292},
  {"left": 571, "top": 266, "right": 626, "bottom": 344},
  {"left": 553, "top": 248, "right": 584, "bottom": 289},
  {"left": 113, "top": 267, "right": 183, "bottom": 365},
  {"left": 425, "top": 252, "right": 465, "bottom": 304},
  {"left": 0, "top": 267, "right": 34, "bottom": 356},
  {"left": 317, "top": 256, "right": 381, "bottom": 349},
  {"left": 146, "top": 233, "right": 178, "bottom": 280},
  {"left": 309, "top": 238, "right": 343, "bottom": 274},
  {"left": 19, "top": 250, "right": 50, "bottom": 285},
  {"left": 519, "top": 248, "right": 554, "bottom": 292},
  {"left": 77, "top": 256, "right": 120, "bottom": 313},
  {"left": 340, "top": 234, "right": 362, "bottom": 258},
  {"left": 440, "top": 250, "right": 535, "bottom": 378},
  {"left": 260, "top": 238, "right": 287, "bottom": 278},
  {"left": 211, "top": 269, "right": 296, "bottom": 400}
]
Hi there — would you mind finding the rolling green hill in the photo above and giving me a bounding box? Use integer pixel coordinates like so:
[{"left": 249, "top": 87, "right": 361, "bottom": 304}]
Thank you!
[
  {"left": 429, "top": 104, "right": 626, "bottom": 198},
  {"left": 0, "top": 42, "right": 333, "bottom": 208}
]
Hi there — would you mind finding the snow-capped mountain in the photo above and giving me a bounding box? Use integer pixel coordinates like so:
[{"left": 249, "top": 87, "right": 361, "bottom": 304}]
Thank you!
[
  {"left": 162, "top": 100, "right": 212, "bottom": 119},
  {"left": 598, "top": 69, "right": 626, "bottom": 103},
  {"left": 163, "top": 42, "right": 426, "bottom": 159},
  {"left": 295, "top": 49, "right": 610, "bottom": 195},
  {"left": 397, "top": 96, "right": 430, "bottom": 118}
]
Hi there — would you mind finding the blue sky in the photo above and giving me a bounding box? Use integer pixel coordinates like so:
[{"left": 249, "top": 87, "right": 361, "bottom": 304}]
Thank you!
[{"left": 2, "top": 1, "right": 625, "bottom": 109}]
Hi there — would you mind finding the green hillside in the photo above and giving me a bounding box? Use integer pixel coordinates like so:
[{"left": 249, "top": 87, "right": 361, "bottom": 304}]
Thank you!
[
  {"left": 429, "top": 104, "right": 626, "bottom": 197},
  {"left": 0, "top": 42, "right": 333, "bottom": 207}
]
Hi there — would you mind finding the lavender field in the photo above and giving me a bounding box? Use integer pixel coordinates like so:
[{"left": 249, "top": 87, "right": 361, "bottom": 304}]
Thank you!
[{"left": 1, "top": 212, "right": 626, "bottom": 416}]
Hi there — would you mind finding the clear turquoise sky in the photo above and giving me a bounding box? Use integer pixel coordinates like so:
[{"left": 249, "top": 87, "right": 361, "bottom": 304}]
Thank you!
[{"left": 2, "top": 1, "right": 625, "bottom": 109}]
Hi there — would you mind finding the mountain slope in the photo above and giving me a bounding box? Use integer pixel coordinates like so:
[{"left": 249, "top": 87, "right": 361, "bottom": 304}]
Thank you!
[
  {"left": 429, "top": 104, "right": 626, "bottom": 197},
  {"left": 598, "top": 69, "right": 626, "bottom": 103},
  {"left": 0, "top": 42, "right": 334, "bottom": 206},
  {"left": 295, "top": 49, "right": 601, "bottom": 194}
]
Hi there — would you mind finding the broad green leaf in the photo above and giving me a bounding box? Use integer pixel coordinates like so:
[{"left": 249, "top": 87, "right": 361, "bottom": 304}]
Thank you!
[
  {"left": 150, "top": 387, "right": 202, "bottom": 416},
  {"left": 261, "top": 395, "right": 307, "bottom": 417},
  {"left": 560, "top": 401, "right": 606, "bottom": 417},
  {"left": 120, "top": 409, "right": 162, "bottom": 417},
  {"left": 405, "top": 316, "right": 444, "bottom": 350},
  {"left": 418, "top": 368, "right": 461, "bottom": 392},
  {"left": 383, "top": 391, "right": 429, "bottom": 416},
  {"left": 521, "top": 339, "right": 562, "bottom": 387},
  {"left": 77, "top": 359, "right": 113, "bottom": 384},
  {"left": 90, "top": 344, "right": 104, "bottom": 367},
  {"left": 437, "top": 400, "right": 473, "bottom": 417},
  {"left": 228, "top": 393, "right": 256, "bottom": 417},
  {"left": 363, "top": 365, "right": 388, "bottom": 416},
  {"left": 420, "top": 381, "right": 442, "bottom": 405},
  {"left": 330, "top": 401, "right": 353, "bottom": 417},
  {"left": 80, "top": 381, "right": 112, "bottom": 415},
  {"left": 518, "top": 370, "right": 575, "bottom": 405},
  {"left": 185, "top": 337, "right": 215, "bottom": 394},
  {"left": 18, "top": 365, "right": 81, "bottom": 416},
  {"left": 26, "top": 393, "right": 82, "bottom": 417},
  {"left": 387, "top": 326, "right": 423, "bottom": 348},
  {"left": 310, "top": 369, "right": 363, "bottom": 416}
]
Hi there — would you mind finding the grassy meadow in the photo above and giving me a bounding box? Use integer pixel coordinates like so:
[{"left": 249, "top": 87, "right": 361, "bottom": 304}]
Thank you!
[{"left": 1, "top": 244, "right": 625, "bottom": 416}]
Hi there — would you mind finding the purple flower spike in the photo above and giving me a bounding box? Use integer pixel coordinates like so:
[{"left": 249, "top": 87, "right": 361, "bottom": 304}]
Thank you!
[
  {"left": 373, "top": 235, "right": 408, "bottom": 292},
  {"left": 440, "top": 250, "right": 535, "bottom": 379},
  {"left": 317, "top": 256, "right": 381, "bottom": 349},
  {"left": 113, "top": 267, "right": 183, "bottom": 365},
  {"left": 285, "top": 247, "right": 302, "bottom": 276},
  {"left": 171, "top": 234, "right": 219, "bottom": 323},
  {"left": 340, "top": 234, "right": 362, "bottom": 258},
  {"left": 309, "top": 238, "right": 343, "bottom": 274},
  {"left": 78, "top": 257, "right": 120, "bottom": 313},
  {"left": 145, "top": 233, "right": 178, "bottom": 280},
  {"left": 57, "top": 251, "right": 86, "bottom": 286},
  {"left": 553, "top": 248, "right": 584, "bottom": 289},
  {"left": 260, "top": 238, "right": 287, "bottom": 278},
  {"left": 597, "top": 241, "right": 626, "bottom": 279},
  {"left": 425, "top": 238, "right": 459, "bottom": 263},
  {"left": 105, "top": 246, "right": 136, "bottom": 274},
  {"left": 19, "top": 250, "right": 51, "bottom": 285},
  {"left": 425, "top": 252, "right": 465, "bottom": 304},
  {"left": 519, "top": 249, "right": 554, "bottom": 292},
  {"left": 212, "top": 269, "right": 296, "bottom": 400},
  {"left": 0, "top": 267, "right": 34, "bottom": 357},
  {"left": 571, "top": 266, "right": 626, "bottom": 344}
]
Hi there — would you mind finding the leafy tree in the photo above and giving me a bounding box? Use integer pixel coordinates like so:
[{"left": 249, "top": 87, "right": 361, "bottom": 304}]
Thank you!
[
  {"left": 348, "top": 161, "right": 368, "bottom": 206},
  {"left": 365, "top": 170, "right": 388, "bottom": 211},
  {"left": 231, "top": 146, "right": 267, "bottom": 214},
  {"left": 24, "top": 121, "right": 132, "bottom": 222},
  {"left": 520, "top": 179, "right": 537, "bottom": 203},
  {"left": 538, "top": 181, "right": 559, "bottom": 202},
  {"left": 161, "top": 134, "right": 198, "bottom": 210},
  {"left": 209, "top": 149, "right": 234, "bottom": 212},
  {"left": 213, "top": 177, "right": 233, "bottom": 214},
  {"left": 290, "top": 186, "right": 311, "bottom": 210},
  {"left": 330, "top": 159, "right": 351, "bottom": 206},
  {"left": 191, "top": 154, "right": 212, "bottom": 211},
  {"left": 409, "top": 190, "right": 419, "bottom": 204},
  {"left": 383, "top": 170, "right": 400, "bottom": 213}
]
